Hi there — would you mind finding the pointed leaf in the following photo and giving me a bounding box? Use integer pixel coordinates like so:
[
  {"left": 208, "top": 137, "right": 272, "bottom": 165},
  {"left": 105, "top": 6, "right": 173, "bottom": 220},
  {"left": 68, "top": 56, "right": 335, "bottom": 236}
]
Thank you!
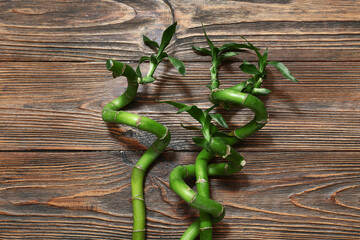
[
  {"left": 268, "top": 61, "right": 298, "bottom": 82},
  {"left": 139, "top": 56, "right": 150, "bottom": 64},
  {"left": 136, "top": 65, "right": 142, "bottom": 79},
  {"left": 169, "top": 56, "right": 186, "bottom": 76},
  {"left": 192, "top": 45, "right": 211, "bottom": 56},
  {"left": 150, "top": 54, "right": 158, "bottom": 65},
  {"left": 241, "top": 36, "right": 263, "bottom": 67},
  {"left": 161, "top": 100, "right": 188, "bottom": 110},
  {"left": 177, "top": 105, "right": 204, "bottom": 123},
  {"left": 180, "top": 123, "right": 201, "bottom": 131},
  {"left": 143, "top": 35, "right": 159, "bottom": 49},
  {"left": 218, "top": 52, "right": 238, "bottom": 62},
  {"left": 192, "top": 137, "right": 208, "bottom": 149},
  {"left": 157, "top": 52, "right": 168, "bottom": 61},
  {"left": 262, "top": 48, "right": 268, "bottom": 68},
  {"left": 210, "top": 113, "right": 229, "bottom": 128},
  {"left": 219, "top": 42, "right": 252, "bottom": 52},
  {"left": 202, "top": 23, "right": 215, "bottom": 51},
  {"left": 158, "top": 22, "right": 177, "bottom": 55},
  {"left": 240, "top": 60, "right": 261, "bottom": 75}
]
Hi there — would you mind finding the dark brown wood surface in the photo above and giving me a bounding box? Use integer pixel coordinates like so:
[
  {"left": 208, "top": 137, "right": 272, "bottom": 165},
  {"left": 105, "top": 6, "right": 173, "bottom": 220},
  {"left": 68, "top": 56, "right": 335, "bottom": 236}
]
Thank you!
[{"left": 0, "top": 0, "right": 359, "bottom": 239}]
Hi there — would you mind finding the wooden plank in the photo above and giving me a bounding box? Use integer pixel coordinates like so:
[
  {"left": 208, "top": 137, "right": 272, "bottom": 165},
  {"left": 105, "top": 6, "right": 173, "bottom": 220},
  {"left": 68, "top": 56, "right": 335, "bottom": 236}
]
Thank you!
[
  {"left": 0, "top": 0, "right": 359, "bottom": 61},
  {"left": 0, "top": 151, "right": 359, "bottom": 239},
  {"left": 1, "top": 61, "right": 359, "bottom": 151}
]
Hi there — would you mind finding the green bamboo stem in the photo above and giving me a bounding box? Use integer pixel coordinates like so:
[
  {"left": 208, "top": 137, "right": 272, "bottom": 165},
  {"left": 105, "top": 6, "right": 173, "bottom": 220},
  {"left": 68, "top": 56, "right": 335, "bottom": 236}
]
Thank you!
[
  {"left": 168, "top": 83, "right": 268, "bottom": 239},
  {"left": 102, "top": 59, "right": 170, "bottom": 240}
]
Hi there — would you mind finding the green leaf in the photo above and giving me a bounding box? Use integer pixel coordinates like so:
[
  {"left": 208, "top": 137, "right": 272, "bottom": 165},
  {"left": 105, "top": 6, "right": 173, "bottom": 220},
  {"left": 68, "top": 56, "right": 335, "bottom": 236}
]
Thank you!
[
  {"left": 219, "top": 51, "right": 238, "bottom": 60},
  {"left": 180, "top": 123, "right": 201, "bottom": 131},
  {"left": 158, "top": 22, "right": 177, "bottom": 55},
  {"left": 150, "top": 54, "right": 158, "bottom": 65},
  {"left": 177, "top": 105, "right": 204, "bottom": 123},
  {"left": 204, "top": 105, "right": 217, "bottom": 115},
  {"left": 138, "top": 56, "right": 150, "bottom": 64},
  {"left": 157, "top": 52, "right": 168, "bottom": 61},
  {"left": 241, "top": 36, "right": 263, "bottom": 67},
  {"left": 143, "top": 35, "right": 159, "bottom": 50},
  {"left": 168, "top": 56, "right": 186, "bottom": 76},
  {"left": 240, "top": 60, "right": 261, "bottom": 75},
  {"left": 192, "top": 137, "right": 208, "bottom": 149},
  {"left": 219, "top": 42, "right": 252, "bottom": 52},
  {"left": 136, "top": 65, "right": 142, "bottom": 79},
  {"left": 161, "top": 100, "right": 188, "bottom": 110},
  {"left": 210, "top": 113, "right": 229, "bottom": 128},
  {"left": 251, "top": 87, "right": 271, "bottom": 96},
  {"left": 192, "top": 45, "right": 211, "bottom": 56},
  {"left": 262, "top": 48, "right": 268, "bottom": 68},
  {"left": 268, "top": 61, "right": 298, "bottom": 82},
  {"left": 201, "top": 23, "right": 215, "bottom": 51}
]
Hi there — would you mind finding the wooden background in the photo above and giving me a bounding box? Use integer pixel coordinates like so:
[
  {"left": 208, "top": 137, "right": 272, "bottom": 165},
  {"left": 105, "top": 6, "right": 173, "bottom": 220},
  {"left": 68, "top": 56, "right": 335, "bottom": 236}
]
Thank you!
[{"left": 0, "top": 0, "right": 359, "bottom": 239}]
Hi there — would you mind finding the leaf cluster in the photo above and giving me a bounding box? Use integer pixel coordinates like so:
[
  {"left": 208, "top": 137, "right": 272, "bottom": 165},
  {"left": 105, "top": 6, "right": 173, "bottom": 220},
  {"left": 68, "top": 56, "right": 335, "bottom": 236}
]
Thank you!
[
  {"left": 162, "top": 101, "right": 234, "bottom": 151},
  {"left": 137, "top": 22, "right": 185, "bottom": 83}
]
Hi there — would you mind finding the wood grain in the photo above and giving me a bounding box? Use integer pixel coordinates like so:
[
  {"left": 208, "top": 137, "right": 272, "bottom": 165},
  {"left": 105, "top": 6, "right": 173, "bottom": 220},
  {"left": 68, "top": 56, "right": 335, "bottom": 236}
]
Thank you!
[
  {"left": 0, "top": 151, "right": 359, "bottom": 239},
  {"left": 1, "top": 0, "right": 359, "bottom": 239},
  {"left": 0, "top": 61, "right": 359, "bottom": 151},
  {"left": 0, "top": 0, "right": 359, "bottom": 61}
]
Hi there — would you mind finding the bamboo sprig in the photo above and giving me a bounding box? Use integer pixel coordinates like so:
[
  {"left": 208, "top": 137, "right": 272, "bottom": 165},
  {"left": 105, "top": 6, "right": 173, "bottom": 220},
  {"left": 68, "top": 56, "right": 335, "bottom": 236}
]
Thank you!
[
  {"left": 166, "top": 24, "right": 297, "bottom": 240},
  {"left": 101, "top": 22, "right": 184, "bottom": 240}
]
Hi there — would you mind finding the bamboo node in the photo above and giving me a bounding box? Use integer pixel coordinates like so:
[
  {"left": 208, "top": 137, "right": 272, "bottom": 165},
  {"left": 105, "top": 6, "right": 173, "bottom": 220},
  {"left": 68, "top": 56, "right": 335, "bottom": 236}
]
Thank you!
[
  {"left": 132, "top": 229, "right": 146, "bottom": 232},
  {"left": 188, "top": 192, "right": 198, "bottom": 204},
  {"left": 152, "top": 144, "right": 161, "bottom": 154},
  {"left": 159, "top": 127, "right": 169, "bottom": 140},
  {"left": 196, "top": 178, "right": 208, "bottom": 184},
  {"left": 216, "top": 205, "right": 224, "bottom": 218},
  {"left": 241, "top": 160, "right": 246, "bottom": 167},
  {"left": 224, "top": 163, "right": 229, "bottom": 175},
  {"left": 135, "top": 165, "right": 144, "bottom": 171},
  {"left": 222, "top": 145, "right": 231, "bottom": 158},
  {"left": 114, "top": 111, "right": 120, "bottom": 121},
  {"left": 199, "top": 226, "right": 213, "bottom": 231},
  {"left": 132, "top": 194, "right": 144, "bottom": 201},
  {"left": 256, "top": 118, "right": 268, "bottom": 125},
  {"left": 124, "top": 91, "right": 133, "bottom": 100},
  {"left": 233, "top": 130, "right": 244, "bottom": 140},
  {"left": 136, "top": 116, "right": 142, "bottom": 127},
  {"left": 183, "top": 166, "right": 189, "bottom": 178},
  {"left": 109, "top": 102, "right": 116, "bottom": 108},
  {"left": 242, "top": 93, "right": 249, "bottom": 105}
]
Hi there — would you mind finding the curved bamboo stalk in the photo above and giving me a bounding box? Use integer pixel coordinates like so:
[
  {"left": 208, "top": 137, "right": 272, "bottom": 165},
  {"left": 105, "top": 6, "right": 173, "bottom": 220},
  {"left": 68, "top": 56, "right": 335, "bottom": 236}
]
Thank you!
[{"left": 102, "top": 60, "right": 171, "bottom": 240}]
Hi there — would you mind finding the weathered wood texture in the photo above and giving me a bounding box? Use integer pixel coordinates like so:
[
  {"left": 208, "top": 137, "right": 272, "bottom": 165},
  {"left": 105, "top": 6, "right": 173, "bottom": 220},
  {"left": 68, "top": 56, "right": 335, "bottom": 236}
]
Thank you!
[
  {"left": 0, "top": 0, "right": 359, "bottom": 239},
  {"left": 1, "top": 61, "right": 359, "bottom": 151},
  {"left": 1, "top": 152, "right": 359, "bottom": 239},
  {"left": 0, "top": 0, "right": 360, "bottom": 61}
]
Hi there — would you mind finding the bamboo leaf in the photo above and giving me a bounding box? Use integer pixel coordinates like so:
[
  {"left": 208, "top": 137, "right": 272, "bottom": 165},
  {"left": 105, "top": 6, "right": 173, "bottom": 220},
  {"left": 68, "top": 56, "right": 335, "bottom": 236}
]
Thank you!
[
  {"left": 180, "top": 123, "right": 201, "bottom": 131},
  {"left": 136, "top": 65, "right": 142, "bottom": 79},
  {"left": 158, "top": 22, "right": 177, "bottom": 55},
  {"left": 143, "top": 35, "right": 159, "bottom": 49},
  {"left": 210, "top": 113, "right": 229, "bottom": 128},
  {"left": 139, "top": 56, "right": 150, "bottom": 64},
  {"left": 168, "top": 56, "right": 186, "bottom": 76},
  {"left": 192, "top": 45, "right": 212, "bottom": 56},
  {"left": 219, "top": 42, "right": 252, "bottom": 52},
  {"left": 161, "top": 100, "right": 188, "bottom": 110},
  {"left": 201, "top": 23, "right": 215, "bottom": 51},
  {"left": 177, "top": 105, "right": 204, "bottom": 123},
  {"left": 192, "top": 137, "right": 208, "bottom": 149},
  {"left": 150, "top": 54, "right": 158, "bottom": 65},
  {"left": 157, "top": 52, "right": 168, "bottom": 61},
  {"left": 240, "top": 61, "right": 261, "bottom": 75},
  {"left": 268, "top": 61, "right": 298, "bottom": 82}
]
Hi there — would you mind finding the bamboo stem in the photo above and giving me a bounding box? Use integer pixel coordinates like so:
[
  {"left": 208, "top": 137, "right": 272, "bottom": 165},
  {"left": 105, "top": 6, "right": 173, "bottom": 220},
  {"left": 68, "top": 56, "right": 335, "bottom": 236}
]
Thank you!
[{"left": 102, "top": 60, "right": 170, "bottom": 240}]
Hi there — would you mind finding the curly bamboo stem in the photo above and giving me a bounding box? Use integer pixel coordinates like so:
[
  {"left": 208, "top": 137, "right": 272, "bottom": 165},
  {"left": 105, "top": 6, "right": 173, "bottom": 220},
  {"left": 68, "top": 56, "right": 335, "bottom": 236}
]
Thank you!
[{"left": 102, "top": 60, "right": 170, "bottom": 240}]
